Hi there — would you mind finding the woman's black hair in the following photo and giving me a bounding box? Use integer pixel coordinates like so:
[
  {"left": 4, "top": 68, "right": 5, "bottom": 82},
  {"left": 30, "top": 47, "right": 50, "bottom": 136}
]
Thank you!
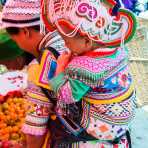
[{"left": 6, "top": 25, "right": 40, "bottom": 35}]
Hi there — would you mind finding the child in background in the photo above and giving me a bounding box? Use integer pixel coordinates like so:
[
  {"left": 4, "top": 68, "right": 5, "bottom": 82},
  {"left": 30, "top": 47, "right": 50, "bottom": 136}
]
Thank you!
[{"left": 42, "top": 0, "right": 137, "bottom": 147}]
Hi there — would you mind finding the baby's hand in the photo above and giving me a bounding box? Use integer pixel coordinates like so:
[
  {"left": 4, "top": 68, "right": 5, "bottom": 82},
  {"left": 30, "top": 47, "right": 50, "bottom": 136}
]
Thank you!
[
  {"left": 56, "top": 51, "right": 72, "bottom": 75},
  {"left": 57, "top": 51, "right": 72, "bottom": 68}
]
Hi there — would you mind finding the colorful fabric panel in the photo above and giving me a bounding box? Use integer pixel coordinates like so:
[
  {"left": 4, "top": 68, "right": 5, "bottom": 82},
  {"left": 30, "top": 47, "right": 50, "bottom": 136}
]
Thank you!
[
  {"left": 22, "top": 82, "right": 52, "bottom": 136},
  {"left": 36, "top": 50, "right": 57, "bottom": 90},
  {"left": 49, "top": 47, "right": 136, "bottom": 140}
]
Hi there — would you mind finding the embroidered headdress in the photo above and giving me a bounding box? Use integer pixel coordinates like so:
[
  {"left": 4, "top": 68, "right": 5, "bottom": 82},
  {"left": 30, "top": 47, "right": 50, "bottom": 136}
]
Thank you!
[
  {"left": 0, "top": 0, "right": 40, "bottom": 29},
  {"left": 41, "top": 0, "right": 137, "bottom": 48}
]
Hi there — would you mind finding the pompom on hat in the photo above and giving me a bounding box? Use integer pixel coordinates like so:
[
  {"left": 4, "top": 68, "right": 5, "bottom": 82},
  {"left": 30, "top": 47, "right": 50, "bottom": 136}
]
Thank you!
[
  {"left": 41, "top": 0, "right": 137, "bottom": 48},
  {"left": 0, "top": 0, "right": 41, "bottom": 29}
]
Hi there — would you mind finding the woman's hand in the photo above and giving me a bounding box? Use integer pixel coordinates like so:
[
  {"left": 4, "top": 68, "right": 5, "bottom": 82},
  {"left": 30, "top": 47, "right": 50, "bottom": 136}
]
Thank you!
[{"left": 55, "top": 51, "right": 72, "bottom": 75}]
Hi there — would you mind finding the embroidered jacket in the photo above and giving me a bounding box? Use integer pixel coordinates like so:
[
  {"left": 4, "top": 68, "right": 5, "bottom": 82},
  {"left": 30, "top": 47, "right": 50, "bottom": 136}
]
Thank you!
[{"left": 49, "top": 47, "right": 136, "bottom": 140}]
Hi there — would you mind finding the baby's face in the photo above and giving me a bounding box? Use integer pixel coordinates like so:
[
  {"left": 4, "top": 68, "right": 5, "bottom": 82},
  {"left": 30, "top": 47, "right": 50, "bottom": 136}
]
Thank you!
[
  {"left": 62, "top": 35, "right": 91, "bottom": 55},
  {"left": 58, "top": 24, "right": 93, "bottom": 55}
]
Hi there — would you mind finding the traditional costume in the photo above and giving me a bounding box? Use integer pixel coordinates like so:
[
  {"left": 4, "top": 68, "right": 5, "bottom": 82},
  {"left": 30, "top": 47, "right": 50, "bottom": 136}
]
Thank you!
[{"left": 41, "top": 0, "right": 137, "bottom": 147}]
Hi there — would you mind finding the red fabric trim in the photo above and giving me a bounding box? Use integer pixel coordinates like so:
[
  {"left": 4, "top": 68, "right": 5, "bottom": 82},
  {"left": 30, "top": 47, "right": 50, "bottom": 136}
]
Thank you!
[{"left": 82, "top": 48, "right": 118, "bottom": 58}]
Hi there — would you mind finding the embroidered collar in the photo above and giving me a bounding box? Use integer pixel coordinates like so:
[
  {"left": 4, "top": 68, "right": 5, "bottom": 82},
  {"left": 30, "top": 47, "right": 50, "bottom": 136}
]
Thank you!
[
  {"left": 37, "top": 30, "right": 67, "bottom": 54},
  {"left": 38, "top": 31, "right": 58, "bottom": 51}
]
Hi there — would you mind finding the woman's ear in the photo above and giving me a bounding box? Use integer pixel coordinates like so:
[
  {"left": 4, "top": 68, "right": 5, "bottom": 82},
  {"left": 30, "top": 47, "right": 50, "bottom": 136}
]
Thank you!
[{"left": 21, "top": 27, "right": 30, "bottom": 38}]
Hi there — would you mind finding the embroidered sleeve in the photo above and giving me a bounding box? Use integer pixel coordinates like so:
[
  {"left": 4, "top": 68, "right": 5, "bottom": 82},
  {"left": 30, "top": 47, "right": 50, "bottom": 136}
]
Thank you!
[
  {"left": 49, "top": 73, "right": 90, "bottom": 104},
  {"left": 22, "top": 82, "right": 53, "bottom": 136}
]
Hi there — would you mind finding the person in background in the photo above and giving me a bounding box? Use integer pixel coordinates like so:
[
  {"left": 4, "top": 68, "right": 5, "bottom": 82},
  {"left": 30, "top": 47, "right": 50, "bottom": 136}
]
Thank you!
[
  {"left": 0, "top": 1, "right": 31, "bottom": 70},
  {"left": 0, "top": 17, "right": 33, "bottom": 70}
]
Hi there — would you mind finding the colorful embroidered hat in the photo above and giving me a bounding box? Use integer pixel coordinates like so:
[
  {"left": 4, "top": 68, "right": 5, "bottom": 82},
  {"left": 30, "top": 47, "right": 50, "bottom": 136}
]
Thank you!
[
  {"left": 41, "top": 0, "right": 137, "bottom": 48},
  {"left": 0, "top": 0, "right": 40, "bottom": 29}
]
